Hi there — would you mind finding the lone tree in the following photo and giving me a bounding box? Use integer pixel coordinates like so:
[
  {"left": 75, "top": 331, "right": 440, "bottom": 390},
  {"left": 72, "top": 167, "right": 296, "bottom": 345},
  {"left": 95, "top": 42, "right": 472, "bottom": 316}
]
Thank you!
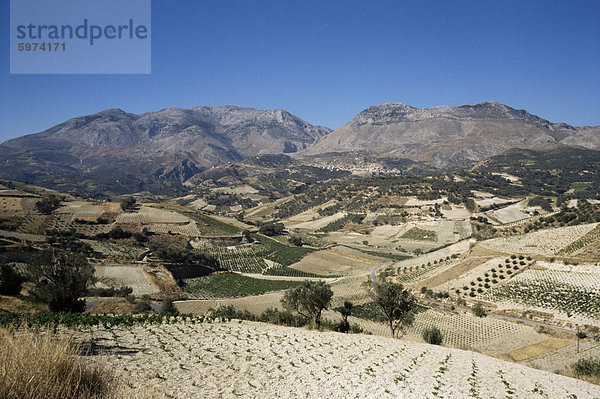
[
  {"left": 365, "top": 280, "right": 416, "bottom": 337},
  {"left": 281, "top": 280, "right": 333, "bottom": 329},
  {"left": 35, "top": 195, "right": 61, "bottom": 214},
  {"left": 336, "top": 300, "right": 354, "bottom": 333},
  {"left": 119, "top": 196, "right": 136, "bottom": 211},
  {"left": 0, "top": 257, "right": 25, "bottom": 295},
  {"left": 27, "top": 249, "right": 95, "bottom": 312},
  {"left": 259, "top": 221, "right": 285, "bottom": 236}
]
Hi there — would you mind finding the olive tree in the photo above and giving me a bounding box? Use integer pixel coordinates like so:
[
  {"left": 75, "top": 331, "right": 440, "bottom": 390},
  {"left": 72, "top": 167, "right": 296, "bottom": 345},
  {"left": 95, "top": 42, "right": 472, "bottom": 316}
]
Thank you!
[
  {"left": 365, "top": 280, "right": 416, "bottom": 337},
  {"left": 27, "top": 249, "right": 95, "bottom": 312},
  {"left": 281, "top": 280, "right": 333, "bottom": 329}
]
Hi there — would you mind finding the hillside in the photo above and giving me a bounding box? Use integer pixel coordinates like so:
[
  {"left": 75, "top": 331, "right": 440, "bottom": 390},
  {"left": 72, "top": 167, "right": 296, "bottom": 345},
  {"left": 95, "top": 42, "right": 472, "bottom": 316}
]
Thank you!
[
  {"left": 86, "top": 319, "right": 599, "bottom": 398},
  {"left": 0, "top": 106, "right": 331, "bottom": 196},
  {"left": 304, "top": 101, "right": 600, "bottom": 169}
]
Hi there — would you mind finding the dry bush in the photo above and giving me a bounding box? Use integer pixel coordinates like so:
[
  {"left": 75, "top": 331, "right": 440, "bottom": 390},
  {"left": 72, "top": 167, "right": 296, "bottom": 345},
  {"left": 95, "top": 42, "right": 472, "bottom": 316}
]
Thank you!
[{"left": 0, "top": 327, "right": 162, "bottom": 399}]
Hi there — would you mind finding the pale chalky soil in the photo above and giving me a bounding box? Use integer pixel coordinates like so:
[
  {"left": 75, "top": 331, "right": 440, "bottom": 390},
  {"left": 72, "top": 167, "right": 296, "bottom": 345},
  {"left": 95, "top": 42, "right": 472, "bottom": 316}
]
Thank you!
[{"left": 79, "top": 320, "right": 600, "bottom": 399}]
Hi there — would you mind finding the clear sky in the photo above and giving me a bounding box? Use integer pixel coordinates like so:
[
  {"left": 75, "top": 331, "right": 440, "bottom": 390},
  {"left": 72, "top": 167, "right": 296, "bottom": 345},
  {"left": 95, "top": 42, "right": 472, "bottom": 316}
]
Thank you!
[{"left": 1, "top": 0, "right": 599, "bottom": 142}]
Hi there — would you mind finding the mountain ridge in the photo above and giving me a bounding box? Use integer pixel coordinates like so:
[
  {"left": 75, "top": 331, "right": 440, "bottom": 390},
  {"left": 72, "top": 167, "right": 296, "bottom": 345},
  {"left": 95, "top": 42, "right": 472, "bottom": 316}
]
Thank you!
[
  {"left": 0, "top": 105, "right": 331, "bottom": 196},
  {"left": 304, "top": 101, "right": 599, "bottom": 169},
  {"left": 1, "top": 101, "right": 598, "bottom": 195}
]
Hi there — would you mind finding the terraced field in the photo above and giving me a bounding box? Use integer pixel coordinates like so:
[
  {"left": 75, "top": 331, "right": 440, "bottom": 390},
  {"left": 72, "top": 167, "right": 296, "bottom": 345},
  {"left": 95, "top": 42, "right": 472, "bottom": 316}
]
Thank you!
[
  {"left": 116, "top": 206, "right": 191, "bottom": 224},
  {"left": 72, "top": 320, "right": 599, "bottom": 398},
  {"left": 183, "top": 273, "right": 301, "bottom": 298},
  {"left": 482, "top": 268, "right": 600, "bottom": 323},
  {"left": 94, "top": 264, "right": 160, "bottom": 296},
  {"left": 481, "top": 223, "right": 599, "bottom": 255}
]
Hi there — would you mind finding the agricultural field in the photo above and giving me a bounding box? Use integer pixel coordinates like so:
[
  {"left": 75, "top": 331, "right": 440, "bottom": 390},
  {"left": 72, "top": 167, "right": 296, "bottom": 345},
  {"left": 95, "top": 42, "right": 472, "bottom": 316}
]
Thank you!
[
  {"left": 481, "top": 223, "right": 599, "bottom": 256},
  {"left": 175, "top": 292, "right": 285, "bottom": 315},
  {"left": 482, "top": 268, "right": 600, "bottom": 325},
  {"left": 116, "top": 205, "right": 191, "bottom": 224},
  {"left": 68, "top": 320, "right": 600, "bottom": 398},
  {"left": 185, "top": 211, "right": 241, "bottom": 236},
  {"left": 344, "top": 305, "right": 548, "bottom": 353},
  {"left": 558, "top": 224, "right": 600, "bottom": 256},
  {"left": 288, "top": 212, "right": 347, "bottom": 230},
  {"left": 440, "top": 205, "right": 471, "bottom": 220},
  {"left": 486, "top": 201, "right": 530, "bottom": 224},
  {"left": 59, "top": 201, "right": 105, "bottom": 221},
  {"left": 192, "top": 241, "right": 324, "bottom": 278},
  {"left": 144, "top": 222, "right": 201, "bottom": 236},
  {"left": 182, "top": 273, "right": 302, "bottom": 298},
  {"left": 384, "top": 241, "right": 471, "bottom": 277},
  {"left": 290, "top": 246, "right": 382, "bottom": 276},
  {"left": 84, "top": 240, "right": 147, "bottom": 260},
  {"left": 401, "top": 227, "right": 438, "bottom": 241},
  {"left": 0, "top": 196, "right": 22, "bottom": 211},
  {"left": 94, "top": 264, "right": 160, "bottom": 296},
  {"left": 432, "top": 256, "right": 536, "bottom": 299}
]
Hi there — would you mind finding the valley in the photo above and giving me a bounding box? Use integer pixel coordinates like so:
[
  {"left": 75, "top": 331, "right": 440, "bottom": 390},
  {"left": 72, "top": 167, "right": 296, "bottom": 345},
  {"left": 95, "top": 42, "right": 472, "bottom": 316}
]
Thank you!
[{"left": 1, "top": 102, "right": 599, "bottom": 398}]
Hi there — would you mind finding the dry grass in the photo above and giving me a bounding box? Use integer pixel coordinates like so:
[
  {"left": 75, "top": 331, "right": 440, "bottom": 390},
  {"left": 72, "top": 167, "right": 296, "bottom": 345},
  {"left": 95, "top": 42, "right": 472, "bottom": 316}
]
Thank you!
[
  {"left": 500, "top": 338, "right": 573, "bottom": 362},
  {"left": 0, "top": 327, "right": 162, "bottom": 399}
]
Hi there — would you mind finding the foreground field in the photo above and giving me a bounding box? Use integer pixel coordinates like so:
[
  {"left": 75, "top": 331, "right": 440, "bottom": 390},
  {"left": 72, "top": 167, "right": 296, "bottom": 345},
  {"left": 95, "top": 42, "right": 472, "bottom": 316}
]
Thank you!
[{"left": 79, "top": 320, "right": 600, "bottom": 399}]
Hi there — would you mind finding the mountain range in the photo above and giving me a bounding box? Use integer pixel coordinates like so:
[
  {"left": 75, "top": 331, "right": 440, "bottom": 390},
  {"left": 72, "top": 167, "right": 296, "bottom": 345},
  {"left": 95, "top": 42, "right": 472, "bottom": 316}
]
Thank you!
[
  {"left": 305, "top": 101, "right": 600, "bottom": 169},
  {"left": 0, "top": 101, "right": 598, "bottom": 195}
]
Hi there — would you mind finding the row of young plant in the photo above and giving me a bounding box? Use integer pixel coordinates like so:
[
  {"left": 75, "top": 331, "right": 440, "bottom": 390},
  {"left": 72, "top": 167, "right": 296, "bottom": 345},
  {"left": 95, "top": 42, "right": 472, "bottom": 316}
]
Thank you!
[
  {"left": 0, "top": 312, "right": 217, "bottom": 328},
  {"left": 483, "top": 275, "right": 600, "bottom": 318},
  {"left": 558, "top": 224, "right": 600, "bottom": 255},
  {"left": 457, "top": 255, "right": 533, "bottom": 298},
  {"left": 393, "top": 254, "right": 460, "bottom": 284},
  {"left": 199, "top": 242, "right": 332, "bottom": 277}
]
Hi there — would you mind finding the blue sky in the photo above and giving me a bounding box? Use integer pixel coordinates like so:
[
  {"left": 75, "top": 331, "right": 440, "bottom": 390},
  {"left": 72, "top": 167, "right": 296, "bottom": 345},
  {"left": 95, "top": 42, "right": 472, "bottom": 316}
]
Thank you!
[{"left": 1, "top": 0, "right": 599, "bottom": 142}]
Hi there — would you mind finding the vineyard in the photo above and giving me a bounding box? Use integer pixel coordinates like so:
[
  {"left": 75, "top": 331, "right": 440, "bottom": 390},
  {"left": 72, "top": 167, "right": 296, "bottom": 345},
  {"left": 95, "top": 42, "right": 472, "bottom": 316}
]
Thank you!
[
  {"left": 67, "top": 202, "right": 105, "bottom": 221},
  {"left": 482, "top": 269, "right": 600, "bottom": 321},
  {"left": 481, "top": 223, "right": 599, "bottom": 255},
  {"left": 61, "top": 320, "right": 599, "bottom": 398},
  {"left": 339, "top": 303, "right": 546, "bottom": 353},
  {"left": 145, "top": 221, "right": 201, "bottom": 236},
  {"left": 116, "top": 206, "right": 191, "bottom": 224},
  {"left": 198, "top": 243, "right": 328, "bottom": 278},
  {"left": 183, "top": 273, "right": 302, "bottom": 298},
  {"left": 199, "top": 245, "right": 269, "bottom": 274},
  {"left": 557, "top": 224, "right": 600, "bottom": 255}
]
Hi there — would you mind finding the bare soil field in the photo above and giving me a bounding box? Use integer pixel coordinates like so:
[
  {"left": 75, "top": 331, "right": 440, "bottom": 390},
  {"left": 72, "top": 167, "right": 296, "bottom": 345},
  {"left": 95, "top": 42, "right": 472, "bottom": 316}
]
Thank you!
[
  {"left": 289, "top": 247, "right": 381, "bottom": 276},
  {"left": 440, "top": 205, "right": 471, "bottom": 220},
  {"left": 74, "top": 320, "right": 600, "bottom": 398},
  {"left": 487, "top": 201, "right": 530, "bottom": 224},
  {"left": 415, "top": 255, "right": 497, "bottom": 291},
  {"left": 213, "top": 185, "right": 259, "bottom": 195},
  {"left": 0, "top": 196, "right": 22, "bottom": 211},
  {"left": 94, "top": 264, "right": 160, "bottom": 296},
  {"left": 175, "top": 291, "right": 284, "bottom": 315},
  {"left": 288, "top": 212, "right": 347, "bottom": 230}
]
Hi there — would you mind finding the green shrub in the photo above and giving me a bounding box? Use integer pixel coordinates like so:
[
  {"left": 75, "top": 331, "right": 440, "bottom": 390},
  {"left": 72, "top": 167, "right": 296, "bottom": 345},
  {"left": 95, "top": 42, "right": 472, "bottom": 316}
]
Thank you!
[
  {"left": 0, "top": 261, "right": 25, "bottom": 295},
  {"left": 133, "top": 299, "right": 152, "bottom": 313},
  {"left": 422, "top": 326, "right": 443, "bottom": 345},
  {"left": 160, "top": 296, "right": 178, "bottom": 314},
  {"left": 572, "top": 357, "right": 600, "bottom": 378},
  {"left": 473, "top": 303, "right": 486, "bottom": 317}
]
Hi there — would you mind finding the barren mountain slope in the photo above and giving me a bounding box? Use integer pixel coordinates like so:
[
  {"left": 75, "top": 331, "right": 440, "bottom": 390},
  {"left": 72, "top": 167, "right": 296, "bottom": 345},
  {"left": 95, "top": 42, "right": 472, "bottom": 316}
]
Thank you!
[{"left": 305, "top": 101, "right": 599, "bottom": 168}]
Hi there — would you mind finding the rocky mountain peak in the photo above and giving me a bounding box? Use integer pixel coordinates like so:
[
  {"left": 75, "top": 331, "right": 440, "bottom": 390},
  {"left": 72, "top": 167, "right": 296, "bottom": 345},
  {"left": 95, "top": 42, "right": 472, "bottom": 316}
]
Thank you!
[{"left": 347, "top": 101, "right": 575, "bottom": 130}]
